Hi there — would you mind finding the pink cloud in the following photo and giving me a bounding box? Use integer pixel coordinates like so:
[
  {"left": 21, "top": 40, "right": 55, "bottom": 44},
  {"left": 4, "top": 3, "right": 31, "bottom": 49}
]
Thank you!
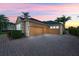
[
  {"left": 8, "top": 16, "right": 17, "bottom": 23},
  {"left": 0, "top": 3, "right": 79, "bottom": 28},
  {"left": 32, "top": 15, "right": 57, "bottom": 21},
  {"left": 29, "top": 5, "right": 64, "bottom": 11},
  {"left": 0, "top": 4, "right": 31, "bottom": 9}
]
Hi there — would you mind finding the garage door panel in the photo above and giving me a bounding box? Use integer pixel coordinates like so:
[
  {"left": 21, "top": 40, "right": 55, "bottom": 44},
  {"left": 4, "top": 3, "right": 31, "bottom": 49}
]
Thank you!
[
  {"left": 30, "top": 26, "right": 43, "bottom": 36},
  {"left": 48, "top": 29, "right": 60, "bottom": 34}
]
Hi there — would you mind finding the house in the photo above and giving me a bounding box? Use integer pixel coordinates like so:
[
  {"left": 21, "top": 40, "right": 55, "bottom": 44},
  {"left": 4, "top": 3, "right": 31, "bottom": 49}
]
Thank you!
[
  {"left": 43, "top": 21, "right": 64, "bottom": 35},
  {"left": 16, "top": 16, "right": 63, "bottom": 37},
  {"left": 1, "top": 22, "right": 16, "bottom": 31},
  {"left": 7, "top": 22, "right": 16, "bottom": 30}
]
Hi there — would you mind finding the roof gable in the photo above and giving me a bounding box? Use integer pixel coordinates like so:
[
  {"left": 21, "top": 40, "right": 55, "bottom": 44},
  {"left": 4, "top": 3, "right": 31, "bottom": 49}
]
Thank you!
[{"left": 16, "top": 17, "right": 23, "bottom": 24}]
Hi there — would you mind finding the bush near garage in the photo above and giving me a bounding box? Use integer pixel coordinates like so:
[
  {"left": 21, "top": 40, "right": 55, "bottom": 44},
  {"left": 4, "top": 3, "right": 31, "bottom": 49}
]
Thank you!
[{"left": 7, "top": 30, "right": 25, "bottom": 39}]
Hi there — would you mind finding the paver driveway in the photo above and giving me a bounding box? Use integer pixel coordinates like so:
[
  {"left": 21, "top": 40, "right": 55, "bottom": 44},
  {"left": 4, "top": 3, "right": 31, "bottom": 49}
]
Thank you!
[{"left": 0, "top": 34, "right": 79, "bottom": 56}]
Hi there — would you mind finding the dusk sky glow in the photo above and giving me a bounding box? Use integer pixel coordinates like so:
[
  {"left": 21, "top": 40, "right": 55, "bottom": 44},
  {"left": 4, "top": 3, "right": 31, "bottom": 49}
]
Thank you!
[{"left": 0, "top": 3, "right": 79, "bottom": 28}]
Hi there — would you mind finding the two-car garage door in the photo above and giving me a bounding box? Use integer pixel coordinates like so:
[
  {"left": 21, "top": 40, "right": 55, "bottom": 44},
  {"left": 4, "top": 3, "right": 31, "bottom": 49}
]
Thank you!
[{"left": 30, "top": 26, "right": 44, "bottom": 36}]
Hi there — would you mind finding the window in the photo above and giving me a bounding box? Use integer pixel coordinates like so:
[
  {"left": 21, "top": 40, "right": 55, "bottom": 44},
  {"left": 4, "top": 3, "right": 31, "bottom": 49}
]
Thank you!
[
  {"left": 50, "top": 26, "right": 59, "bottom": 29},
  {"left": 56, "top": 26, "right": 59, "bottom": 29},
  {"left": 50, "top": 26, "right": 53, "bottom": 29},
  {"left": 53, "top": 26, "right": 56, "bottom": 29},
  {"left": 50, "top": 26, "right": 55, "bottom": 29},
  {"left": 16, "top": 24, "right": 21, "bottom": 30}
]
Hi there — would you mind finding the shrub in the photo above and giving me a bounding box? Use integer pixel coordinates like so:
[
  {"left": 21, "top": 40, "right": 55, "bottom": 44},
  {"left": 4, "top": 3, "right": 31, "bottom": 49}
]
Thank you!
[
  {"left": 7, "top": 30, "right": 25, "bottom": 39},
  {"left": 63, "top": 30, "right": 66, "bottom": 34},
  {"left": 68, "top": 27, "right": 79, "bottom": 36},
  {"left": 76, "top": 29, "right": 79, "bottom": 36},
  {"left": 0, "top": 30, "right": 6, "bottom": 35}
]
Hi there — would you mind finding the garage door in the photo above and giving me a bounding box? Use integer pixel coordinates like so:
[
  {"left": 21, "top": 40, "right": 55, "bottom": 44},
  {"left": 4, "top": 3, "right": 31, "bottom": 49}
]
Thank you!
[
  {"left": 48, "top": 29, "right": 60, "bottom": 34},
  {"left": 30, "top": 26, "right": 43, "bottom": 36}
]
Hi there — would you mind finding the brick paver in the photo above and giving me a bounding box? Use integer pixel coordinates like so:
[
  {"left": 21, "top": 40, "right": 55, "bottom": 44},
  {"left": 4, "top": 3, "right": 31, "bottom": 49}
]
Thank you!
[{"left": 0, "top": 34, "right": 79, "bottom": 56}]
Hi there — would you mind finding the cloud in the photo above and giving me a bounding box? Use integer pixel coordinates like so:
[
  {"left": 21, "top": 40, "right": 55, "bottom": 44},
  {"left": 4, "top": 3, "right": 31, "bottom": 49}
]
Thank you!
[
  {"left": 0, "top": 3, "right": 79, "bottom": 27},
  {"left": 32, "top": 15, "right": 57, "bottom": 21},
  {"left": 8, "top": 16, "right": 17, "bottom": 23}
]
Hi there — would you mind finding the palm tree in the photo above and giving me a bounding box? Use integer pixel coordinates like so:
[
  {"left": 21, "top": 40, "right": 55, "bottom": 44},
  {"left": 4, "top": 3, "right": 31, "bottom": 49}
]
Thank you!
[
  {"left": 22, "top": 12, "right": 30, "bottom": 36},
  {"left": 22, "top": 12, "right": 30, "bottom": 21},
  {"left": 0, "top": 15, "right": 9, "bottom": 31},
  {"left": 55, "top": 15, "right": 71, "bottom": 32}
]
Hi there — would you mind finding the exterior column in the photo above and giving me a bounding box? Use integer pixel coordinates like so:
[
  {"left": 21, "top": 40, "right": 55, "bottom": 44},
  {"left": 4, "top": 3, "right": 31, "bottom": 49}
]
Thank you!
[
  {"left": 59, "top": 24, "right": 63, "bottom": 35},
  {"left": 25, "top": 21, "right": 30, "bottom": 37}
]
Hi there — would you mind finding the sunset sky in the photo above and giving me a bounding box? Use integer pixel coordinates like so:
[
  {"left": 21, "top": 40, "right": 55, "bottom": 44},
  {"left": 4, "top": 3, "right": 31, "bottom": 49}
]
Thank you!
[{"left": 0, "top": 3, "right": 79, "bottom": 28}]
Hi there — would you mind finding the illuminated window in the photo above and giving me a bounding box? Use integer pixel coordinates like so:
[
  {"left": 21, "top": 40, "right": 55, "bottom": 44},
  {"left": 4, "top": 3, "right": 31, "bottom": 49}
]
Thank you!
[
  {"left": 56, "top": 26, "right": 59, "bottom": 29},
  {"left": 16, "top": 24, "right": 21, "bottom": 30},
  {"left": 50, "top": 26, "right": 53, "bottom": 29},
  {"left": 50, "top": 26, "right": 59, "bottom": 29},
  {"left": 50, "top": 26, "right": 55, "bottom": 29},
  {"left": 53, "top": 26, "right": 56, "bottom": 29}
]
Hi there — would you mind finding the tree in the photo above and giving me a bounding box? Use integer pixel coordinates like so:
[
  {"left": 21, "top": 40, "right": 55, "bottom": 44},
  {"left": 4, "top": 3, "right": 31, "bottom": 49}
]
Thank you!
[
  {"left": 22, "top": 12, "right": 30, "bottom": 21},
  {"left": 22, "top": 12, "right": 30, "bottom": 36},
  {"left": 22, "top": 12, "right": 30, "bottom": 17},
  {"left": 55, "top": 15, "right": 71, "bottom": 32},
  {"left": 77, "top": 26, "right": 79, "bottom": 29},
  {"left": 0, "top": 15, "right": 9, "bottom": 31}
]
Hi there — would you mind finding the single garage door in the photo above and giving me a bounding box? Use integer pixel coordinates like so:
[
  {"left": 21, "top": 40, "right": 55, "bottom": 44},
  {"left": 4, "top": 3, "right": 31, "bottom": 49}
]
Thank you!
[
  {"left": 48, "top": 29, "right": 60, "bottom": 34},
  {"left": 30, "top": 26, "right": 43, "bottom": 36}
]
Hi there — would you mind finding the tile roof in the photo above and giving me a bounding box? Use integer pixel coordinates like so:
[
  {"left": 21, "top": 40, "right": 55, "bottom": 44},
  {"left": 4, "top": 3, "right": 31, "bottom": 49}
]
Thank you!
[{"left": 18, "top": 16, "right": 62, "bottom": 26}]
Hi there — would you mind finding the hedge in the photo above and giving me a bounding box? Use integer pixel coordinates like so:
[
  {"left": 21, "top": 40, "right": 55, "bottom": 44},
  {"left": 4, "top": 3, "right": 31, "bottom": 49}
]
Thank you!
[
  {"left": 7, "top": 30, "right": 25, "bottom": 39},
  {"left": 68, "top": 27, "right": 79, "bottom": 36}
]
